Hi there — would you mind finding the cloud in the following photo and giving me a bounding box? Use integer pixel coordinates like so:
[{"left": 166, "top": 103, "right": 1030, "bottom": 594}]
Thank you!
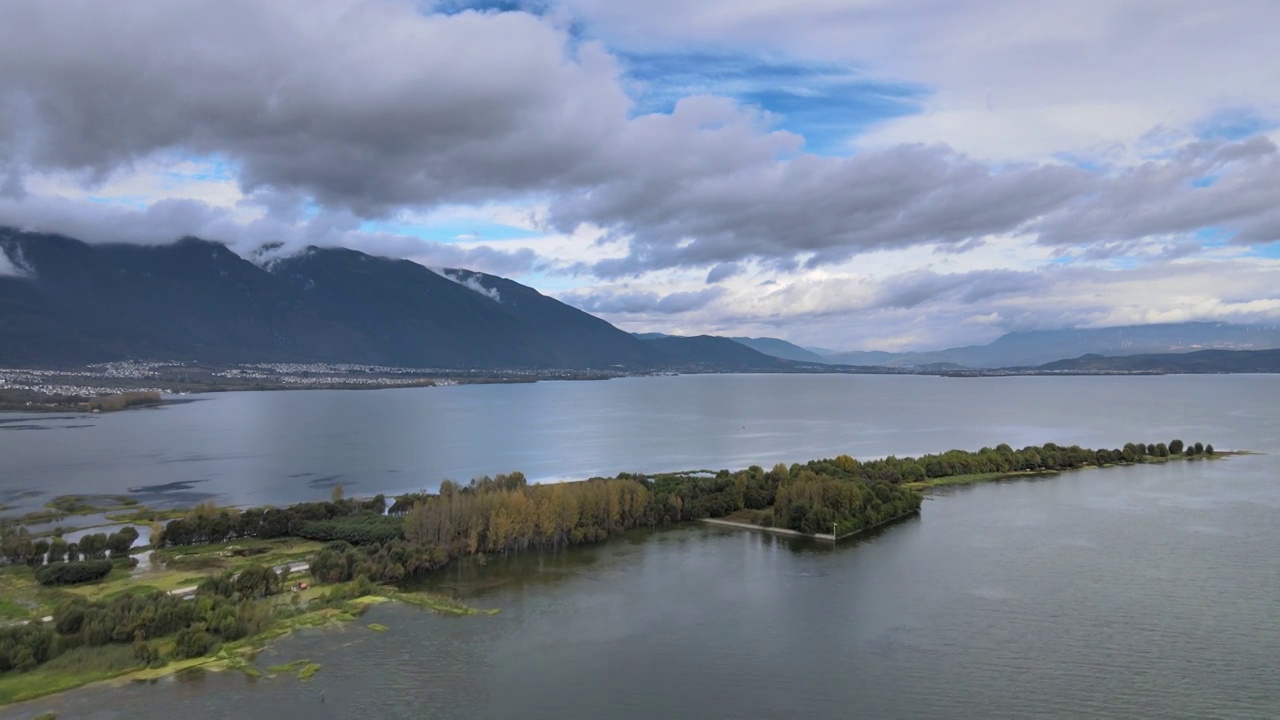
[
  {"left": 431, "top": 269, "right": 503, "bottom": 302},
  {"left": 705, "top": 262, "right": 743, "bottom": 283},
  {"left": 561, "top": 286, "right": 725, "bottom": 314},
  {"left": 562, "top": 0, "right": 1280, "bottom": 159},
  {"left": 871, "top": 270, "right": 1039, "bottom": 310},
  {"left": 0, "top": 192, "right": 541, "bottom": 277},
  {"left": 0, "top": 240, "right": 31, "bottom": 277},
  {"left": 569, "top": 143, "right": 1091, "bottom": 276},
  {"left": 0, "top": 1, "right": 632, "bottom": 213}
]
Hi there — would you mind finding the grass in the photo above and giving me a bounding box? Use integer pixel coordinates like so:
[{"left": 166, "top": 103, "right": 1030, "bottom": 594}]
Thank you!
[
  {"left": 0, "top": 644, "right": 142, "bottom": 706},
  {"left": 104, "top": 508, "right": 189, "bottom": 524},
  {"left": 153, "top": 537, "right": 323, "bottom": 576},
  {"left": 0, "top": 566, "right": 57, "bottom": 621},
  {"left": 901, "top": 471, "right": 1038, "bottom": 492},
  {"left": 367, "top": 623, "right": 389, "bottom": 632},
  {"left": 61, "top": 564, "right": 203, "bottom": 603},
  {"left": 718, "top": 508, "right": 773, "bottom": 526},
  {"left": 391, "top": 590, "right": 498, "bottom": 616},
  {"left": 46, "top": 495, "right": 140, "bottom": 515}
]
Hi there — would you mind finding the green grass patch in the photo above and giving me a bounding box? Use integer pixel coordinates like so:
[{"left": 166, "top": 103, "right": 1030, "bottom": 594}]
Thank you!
[
  {"left": 901, "top": 470, "right": 1055, "bottom": 492},
  {"left": 366, "top": 623, "right": 390, "bottom": 632},
  {"left": 105, "top": 508, "right": 189, "bottom": 524},
  {"left": 391, "top": 591, "right": 498, "bottom": 616},
  {"left": 0, "top": 595, "right": 30, "bottom": 621},
  {"left": 718, "top": 508, "right": 773, "bottom": 526},
  {"left": 152, "top": 538, "right": 322, "bottom": 576},
  {"left": 46, "top": 495, "right": 140, "bottom": 515},
  {"left": 61, "top": 564, "right": 201, "bottom": 603},
  {"left": 0, "top": 644, "right": 142, "bottom": 706},
  {"left": 0, "top": 565, "right": 55, "bottom": 621},
  {"left": 265, "top": 658, "right": 321, "bottom": 680}
]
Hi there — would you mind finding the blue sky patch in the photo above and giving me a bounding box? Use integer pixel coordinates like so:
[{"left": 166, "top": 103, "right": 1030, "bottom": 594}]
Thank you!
[
  {"left": 1195, "top": 226, "right": 1234, "bottom": 244},
  {"left": 1247, "top": 243, "right": 1280, "bottom": 259},
  {"left": 620, "top": 51, "right": 927, "bottom": 155},
  {"left": 1193, "top": 107, "right": 1279, "bottom": 141}
]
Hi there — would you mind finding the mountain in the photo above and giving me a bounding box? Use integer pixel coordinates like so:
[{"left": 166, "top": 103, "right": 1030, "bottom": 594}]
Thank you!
[
  {"left": 0, "top": 230, "right": 785, "bottom": 372},
  {"left": 826, "top": 323, "right": 1280, "bottom": 369},
  {"left": 638, "top": 335, "right": 796, "bottom": 371},
  {"left": 1034, "top": 349, "right": 1280, "bottom": 374},
  {"left": 728, "top": 336, "right": 831, "bottom": 364}
]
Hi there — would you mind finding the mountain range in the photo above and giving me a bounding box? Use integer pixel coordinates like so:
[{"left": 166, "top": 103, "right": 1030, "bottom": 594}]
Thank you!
[
  {"left": 1033, "top": 348, "right": 1280, "bottom": 374},
  {"left": 4, "top": 229, "right": 1279, "bottom": 375},
  {"left": 0, "top": 230, "right": 792, "bottom": 372},
  {"left": 727, "top": 324, "right": 1280, "bottom": 369}
]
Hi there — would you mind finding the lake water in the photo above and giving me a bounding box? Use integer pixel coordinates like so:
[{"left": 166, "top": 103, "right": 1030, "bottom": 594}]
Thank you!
[{"left": 2, "top": 374, "right": 1279, "bottom": 719}]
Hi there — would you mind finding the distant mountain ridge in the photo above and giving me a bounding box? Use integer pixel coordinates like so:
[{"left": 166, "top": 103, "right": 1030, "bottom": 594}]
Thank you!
[
  {"left": 727, "top": 337, "right": 830, "bottom": 364},
  {"left": 0, "top": 230, "right": 789, "bottom": 372},
  {"left": 817, "top": 323, "right": 1280, "bottom": 368},
  {"left": 1034, "top": 348, "right": 1280, "bottom": 374}
]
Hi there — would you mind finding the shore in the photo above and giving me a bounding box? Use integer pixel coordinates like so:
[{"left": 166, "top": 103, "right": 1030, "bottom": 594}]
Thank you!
[{"left": 0, "top": 442, "right": 1241, "bottom": 707}]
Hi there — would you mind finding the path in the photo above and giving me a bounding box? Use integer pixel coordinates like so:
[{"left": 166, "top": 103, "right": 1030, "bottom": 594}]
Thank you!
[{"left": 699, "top": 518, "right": 835, "bottom": 541}]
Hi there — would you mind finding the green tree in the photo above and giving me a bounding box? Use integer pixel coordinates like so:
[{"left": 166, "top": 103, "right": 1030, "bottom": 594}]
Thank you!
[{"left": 1169, "top": 439, "right": 1185, "bottom": 454}]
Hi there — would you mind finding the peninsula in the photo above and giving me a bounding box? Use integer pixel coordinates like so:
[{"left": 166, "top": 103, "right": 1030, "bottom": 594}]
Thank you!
[{"left": 0, "top": 439, "right": 1229, "bottom": 706}]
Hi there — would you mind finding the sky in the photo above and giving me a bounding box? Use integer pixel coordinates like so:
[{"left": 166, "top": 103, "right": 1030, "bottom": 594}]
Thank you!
[{"left": 1, "top": 1, "right": 1279, "bottom": 351}]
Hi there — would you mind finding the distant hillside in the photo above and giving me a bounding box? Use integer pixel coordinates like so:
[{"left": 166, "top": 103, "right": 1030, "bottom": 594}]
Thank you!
[
  {"left": 1034, "top": 348, "right": 1280, "bottom": 374},
  {"left": 728, "top": 336, "right": 831, "bottom": 364},
  {"left": 827, "top": 323, "right": 1280, "bottom": 369},
  {"left": 639, "top": 335, "right": 797, "bottom": 371},
  {"left": 0, "top": 230, "right": 784, "bottom": 372}
]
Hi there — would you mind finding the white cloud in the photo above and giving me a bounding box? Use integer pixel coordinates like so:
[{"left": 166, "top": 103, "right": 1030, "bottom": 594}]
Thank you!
[{"left": 1, "top": 0, "right": 1279, "bottom": 351}]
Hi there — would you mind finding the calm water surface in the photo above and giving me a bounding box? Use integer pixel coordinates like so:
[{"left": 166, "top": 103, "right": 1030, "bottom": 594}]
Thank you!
[{"left": 2, "top": 375, "right": 1278, "bottom": 719}]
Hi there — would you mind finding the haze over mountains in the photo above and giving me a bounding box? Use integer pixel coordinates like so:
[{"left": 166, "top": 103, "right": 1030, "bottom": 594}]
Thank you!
[{"left": 724, "top": 325, "right": 1280, "bottom": 369}]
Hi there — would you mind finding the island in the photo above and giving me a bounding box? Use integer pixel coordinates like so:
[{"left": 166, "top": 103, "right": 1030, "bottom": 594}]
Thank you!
[{"left": 0, "top": 438, "right": 1231, "bottom": 706}]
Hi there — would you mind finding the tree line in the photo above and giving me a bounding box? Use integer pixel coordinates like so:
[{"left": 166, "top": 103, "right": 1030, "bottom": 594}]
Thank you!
[
  {"left": 0, "top": 565, "right": 281, "bottom": 674},
  {"left": 0, "top": 526, "right": 139, "bottom": 569}
]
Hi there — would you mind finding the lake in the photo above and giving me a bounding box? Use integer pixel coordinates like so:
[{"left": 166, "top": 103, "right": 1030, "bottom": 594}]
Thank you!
[{"left": 2, "top": 374, "right": 1279, "bottom": 718}]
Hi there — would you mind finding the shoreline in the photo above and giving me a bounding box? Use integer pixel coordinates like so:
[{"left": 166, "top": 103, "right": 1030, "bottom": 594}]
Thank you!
[
  {"left": 0, "top": 441, "right": 1239, "bottom": 708},
  {"left": 6, "top": 369, "right": 1280, "bottom": 415}
]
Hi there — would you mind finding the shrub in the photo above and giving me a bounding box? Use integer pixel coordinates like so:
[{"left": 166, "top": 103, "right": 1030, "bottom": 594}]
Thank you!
[{"left": 34, "top": 560, "right": 113, "bottom": 586}]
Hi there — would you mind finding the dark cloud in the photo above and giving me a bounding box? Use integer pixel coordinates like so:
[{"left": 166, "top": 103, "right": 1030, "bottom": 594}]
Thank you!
[
  {"left": 1036, "top": 137, "right": 1280, "bottom": 246},
  {"left": 705, "top": 262, "right": 743, "bottom": 283},
  {"left": 570, "top": 145, "right": 1093, "bottom": 277},
  {"left": 0, "top": 193, "right": 540, "bottom": 277},
  {"left": 869, "top": 269, "right": 1038, "bottom": 310},
  {"left": 561, "top": 286, "right": 724, "bottom": 314},
  {"left": 1, "top": 1, "right": 1279, "bottom": 285},
  {"left": 0, "top": 1, "right": 632, "bottom": 214}
]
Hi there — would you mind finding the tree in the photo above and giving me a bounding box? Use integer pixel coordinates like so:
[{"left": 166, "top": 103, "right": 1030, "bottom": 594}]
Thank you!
[
  {"left": 47, "top": 536, "right": 68, "bottom": 564},
  {"left": 331, "top": 483, "right": 345, "bottom": 503},
  {"left": 1169, "top": 439, "right": 1185, "bottom": 454},
  {"left": 1205, "top": 444, "right": 1215, "bottom": 455},
  {"left": 106, "top": 528, "right": 139, "bottom": 558},
  {"left": 1193, "top": 442, "right": 1204, "bottom": 455}
]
